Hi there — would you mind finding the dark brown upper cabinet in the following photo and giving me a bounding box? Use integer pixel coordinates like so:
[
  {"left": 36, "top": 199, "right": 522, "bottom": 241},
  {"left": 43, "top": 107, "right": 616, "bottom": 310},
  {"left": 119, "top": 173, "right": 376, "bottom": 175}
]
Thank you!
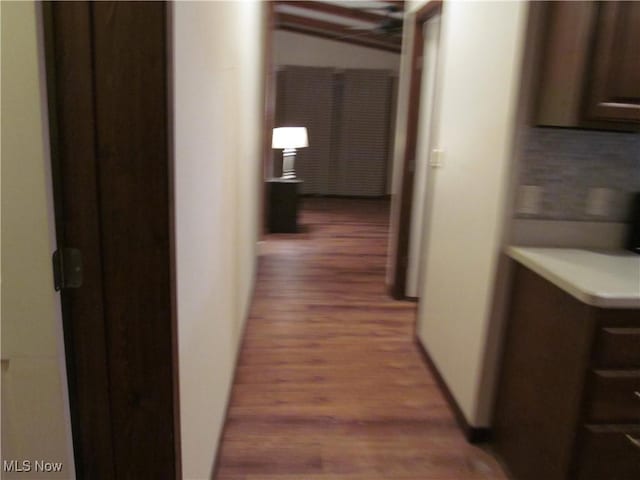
[
  {"left": 536, "top": 1, "right": 640, "bottom": 130},
  {"left": 586, "top": 2, "right": 640, "bottom": 123}
]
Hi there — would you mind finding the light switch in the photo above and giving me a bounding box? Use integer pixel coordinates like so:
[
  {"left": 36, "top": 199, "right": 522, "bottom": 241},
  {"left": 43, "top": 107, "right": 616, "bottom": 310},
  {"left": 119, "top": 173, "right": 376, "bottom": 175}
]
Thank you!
[{"left": 430, "top": 149, "right": 444, "bottom": 168}]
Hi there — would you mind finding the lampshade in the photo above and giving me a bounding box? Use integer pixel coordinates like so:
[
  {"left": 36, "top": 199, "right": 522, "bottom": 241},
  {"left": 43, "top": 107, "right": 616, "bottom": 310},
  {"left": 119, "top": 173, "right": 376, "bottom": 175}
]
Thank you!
[{"left": 272, "top": 127, "right": 308, "bottom": 149}]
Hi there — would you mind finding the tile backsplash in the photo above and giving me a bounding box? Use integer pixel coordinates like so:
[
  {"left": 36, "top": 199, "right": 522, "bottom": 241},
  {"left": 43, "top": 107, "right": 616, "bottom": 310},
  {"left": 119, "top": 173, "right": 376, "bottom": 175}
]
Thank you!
[{"left": 517, "top": 128, "right": 640, "bottom": 222}]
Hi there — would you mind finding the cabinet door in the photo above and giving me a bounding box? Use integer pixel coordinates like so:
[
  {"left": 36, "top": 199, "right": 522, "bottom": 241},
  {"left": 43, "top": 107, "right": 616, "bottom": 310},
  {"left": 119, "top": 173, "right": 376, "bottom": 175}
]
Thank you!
[
  {"left": 492, "top": 266, "right": 595, "bottom": 480},
  {"left": 585, "top": 2, "right": 640, "bottom": 124},
  {"left": 536, "top": 1, "right": 596, "bottom": 127}
]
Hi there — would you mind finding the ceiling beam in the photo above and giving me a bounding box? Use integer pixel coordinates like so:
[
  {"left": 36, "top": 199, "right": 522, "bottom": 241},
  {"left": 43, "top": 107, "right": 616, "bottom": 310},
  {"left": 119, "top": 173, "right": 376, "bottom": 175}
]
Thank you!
[
  {"left": 279, "top": 25, "right": 402, "bottom": 53},
  {"left": 275, "top": 1, "right": 391, "bottom": 24},
  {"left": 275, "top": 12, "right": 401, "bottom": 53}
]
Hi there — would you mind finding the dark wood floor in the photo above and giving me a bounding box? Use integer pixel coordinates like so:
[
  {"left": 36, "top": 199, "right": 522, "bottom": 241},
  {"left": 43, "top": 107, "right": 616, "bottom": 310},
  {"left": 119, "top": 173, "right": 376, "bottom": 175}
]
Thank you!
[{"left": 215, "top": 197, "right": 507, "bottom": 480}]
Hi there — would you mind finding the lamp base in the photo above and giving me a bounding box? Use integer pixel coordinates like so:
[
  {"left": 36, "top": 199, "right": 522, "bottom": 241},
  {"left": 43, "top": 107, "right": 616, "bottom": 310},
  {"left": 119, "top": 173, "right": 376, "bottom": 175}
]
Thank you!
[{"left": 281, "top": 148, "right": 297, "bottom": 179}]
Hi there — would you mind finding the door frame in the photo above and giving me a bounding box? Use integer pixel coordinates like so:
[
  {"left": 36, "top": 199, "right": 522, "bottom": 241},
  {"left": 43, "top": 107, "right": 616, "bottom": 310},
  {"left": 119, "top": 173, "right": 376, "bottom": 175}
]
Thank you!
[
  {"left": 262, "top": 1, "right": 276, "bottom": 236},
  {"left": 389, "top": 0, "right": 442, "bottom": 299},
  {"left": 42, "top": 2, "right": 181, "bottom": 477}
]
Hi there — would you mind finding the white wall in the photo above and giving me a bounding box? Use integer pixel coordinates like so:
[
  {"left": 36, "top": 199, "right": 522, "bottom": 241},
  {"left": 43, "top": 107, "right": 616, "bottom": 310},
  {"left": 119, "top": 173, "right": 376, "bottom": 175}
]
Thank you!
[
  {"left": 404, "top": 0, "right": 528, "bottom": 426},
  {"left": 1, "top": 2, "right": 75, "bottom": 477},
  {"left": 172, "top": 1, "right": 265, "bottom": 478},
  {"left": 274, "top": 30, "right": 400, "bottom": 70}
]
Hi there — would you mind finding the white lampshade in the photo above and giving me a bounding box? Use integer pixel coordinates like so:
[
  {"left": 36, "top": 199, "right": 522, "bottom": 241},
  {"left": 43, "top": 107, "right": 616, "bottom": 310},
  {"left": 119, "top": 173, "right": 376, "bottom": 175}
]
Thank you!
[{"left": 272, "top": 127, "right": 308, "bottom": 149}]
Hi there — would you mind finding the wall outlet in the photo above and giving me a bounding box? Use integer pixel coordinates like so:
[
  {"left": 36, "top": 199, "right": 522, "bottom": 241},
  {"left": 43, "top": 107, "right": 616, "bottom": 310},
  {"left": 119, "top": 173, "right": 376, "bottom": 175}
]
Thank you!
[
  {"left": 586, "top": 187, "right": 615, "bottom": 217},
  {"left": 516, "top": 185, "right": 543, "bottom": 215}
]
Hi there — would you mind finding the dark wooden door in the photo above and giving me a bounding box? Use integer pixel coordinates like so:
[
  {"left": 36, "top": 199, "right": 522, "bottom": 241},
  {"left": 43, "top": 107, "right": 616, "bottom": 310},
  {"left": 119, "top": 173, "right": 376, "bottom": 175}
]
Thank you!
[{"left": 44, "top": 2, "right": 179, "bottom": 478}]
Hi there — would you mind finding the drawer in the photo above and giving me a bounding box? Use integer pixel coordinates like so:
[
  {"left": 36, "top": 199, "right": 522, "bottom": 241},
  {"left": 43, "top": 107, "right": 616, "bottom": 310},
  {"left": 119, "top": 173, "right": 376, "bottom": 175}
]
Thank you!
[
  {"left": 586, "top": 370, "right": 640, "bottom": 423},
  {"left": 594, "top": 328, "right": 640, "bottom": 368},
  {"left": 576, "top": 425, "right": 640, "bottom": 480}
]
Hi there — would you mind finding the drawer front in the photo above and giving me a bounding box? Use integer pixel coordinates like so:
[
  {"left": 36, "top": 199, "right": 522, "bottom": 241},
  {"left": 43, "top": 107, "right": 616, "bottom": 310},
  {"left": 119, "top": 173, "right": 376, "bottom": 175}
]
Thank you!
[
  {"left": 594, "top": 328, "right": 640, "bottom": 368},
  {"left": 576, "top": 425, "right": 640, "bottom": 480},
  {"left": 587, "top": 371, "right": 640, "bottom": 423}
]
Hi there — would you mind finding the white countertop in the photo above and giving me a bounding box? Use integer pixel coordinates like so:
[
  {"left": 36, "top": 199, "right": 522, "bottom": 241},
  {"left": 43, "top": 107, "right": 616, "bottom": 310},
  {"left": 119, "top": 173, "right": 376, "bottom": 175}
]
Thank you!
[{"left": 507, "top": 247, "right": 640, "bottom": 309}]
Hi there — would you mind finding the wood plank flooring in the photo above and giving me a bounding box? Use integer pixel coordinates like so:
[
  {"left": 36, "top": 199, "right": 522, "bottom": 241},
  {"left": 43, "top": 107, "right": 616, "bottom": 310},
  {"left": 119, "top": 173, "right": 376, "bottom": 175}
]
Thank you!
[{"left": 215, "top": 198, "right": 507, "bottom": 480}]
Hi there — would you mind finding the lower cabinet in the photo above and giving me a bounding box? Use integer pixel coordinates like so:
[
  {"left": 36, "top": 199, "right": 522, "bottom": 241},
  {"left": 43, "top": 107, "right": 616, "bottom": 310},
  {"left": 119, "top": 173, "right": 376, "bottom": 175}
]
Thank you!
[
  {"left": 576, "top": 425, "right": 640, "bottom": 480},
  {"left": 493, "top": 264, "right": 640, "bottom": 480}
]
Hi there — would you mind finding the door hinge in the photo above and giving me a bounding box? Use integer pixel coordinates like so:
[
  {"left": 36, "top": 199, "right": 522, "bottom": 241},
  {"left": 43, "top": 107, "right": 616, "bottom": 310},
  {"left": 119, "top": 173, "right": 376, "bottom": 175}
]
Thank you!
[{"left": 53, "top": 248, "right": 83, "bottom": 291}]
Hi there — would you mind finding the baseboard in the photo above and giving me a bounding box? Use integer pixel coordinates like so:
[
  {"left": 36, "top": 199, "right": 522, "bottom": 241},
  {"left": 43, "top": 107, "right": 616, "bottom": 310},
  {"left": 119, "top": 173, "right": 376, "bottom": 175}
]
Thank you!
[
  {"left": 300, "top": 194, "right": 391, "bottom": 200},
  {"left": 414, "top": 337, "right": 492, "bottom": 444},
  {"left": 388, "top": 287, "right": 415, "bottom": 302},
  {"left": 387, "top": 283, "right": 406, "bottom": 301}
]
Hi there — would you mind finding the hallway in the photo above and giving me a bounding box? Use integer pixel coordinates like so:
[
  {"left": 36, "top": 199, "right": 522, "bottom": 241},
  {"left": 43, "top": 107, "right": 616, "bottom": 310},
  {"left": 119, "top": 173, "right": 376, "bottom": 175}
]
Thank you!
[{"left": 215, "top": 198, "right": 507, "bottom": 479}]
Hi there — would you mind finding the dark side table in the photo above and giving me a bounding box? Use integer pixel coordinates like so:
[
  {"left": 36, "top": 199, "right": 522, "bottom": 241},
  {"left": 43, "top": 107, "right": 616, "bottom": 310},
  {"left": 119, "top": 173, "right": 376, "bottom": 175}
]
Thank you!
[{"left": 266, "top": 178, "right": 303, "bottom": 233}]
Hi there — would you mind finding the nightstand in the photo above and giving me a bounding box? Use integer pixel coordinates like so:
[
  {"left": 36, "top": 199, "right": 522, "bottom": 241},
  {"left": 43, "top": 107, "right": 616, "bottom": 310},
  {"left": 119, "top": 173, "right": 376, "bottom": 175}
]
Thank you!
[{"left": 266, "top": 178, "right": 303, "bottom": 233}]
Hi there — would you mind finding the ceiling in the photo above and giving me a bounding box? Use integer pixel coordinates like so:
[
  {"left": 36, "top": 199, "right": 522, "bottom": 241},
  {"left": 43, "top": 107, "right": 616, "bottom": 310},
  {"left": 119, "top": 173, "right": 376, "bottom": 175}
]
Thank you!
[{"left": 273, "top": 1, "right": 405, "bottom": 53}]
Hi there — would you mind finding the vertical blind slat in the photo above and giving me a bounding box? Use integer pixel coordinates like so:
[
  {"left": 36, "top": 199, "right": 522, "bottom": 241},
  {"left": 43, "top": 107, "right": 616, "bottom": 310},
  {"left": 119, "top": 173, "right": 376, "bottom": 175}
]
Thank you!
[{"left": 275, "top": 66, "right": 394, "bottom": 197}]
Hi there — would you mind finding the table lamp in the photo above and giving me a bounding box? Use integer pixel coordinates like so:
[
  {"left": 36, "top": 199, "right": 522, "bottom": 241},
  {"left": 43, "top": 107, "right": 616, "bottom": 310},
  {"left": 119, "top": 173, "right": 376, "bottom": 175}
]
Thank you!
[{"left": 272, "top": 127, "right": 308, "bottom": 179}]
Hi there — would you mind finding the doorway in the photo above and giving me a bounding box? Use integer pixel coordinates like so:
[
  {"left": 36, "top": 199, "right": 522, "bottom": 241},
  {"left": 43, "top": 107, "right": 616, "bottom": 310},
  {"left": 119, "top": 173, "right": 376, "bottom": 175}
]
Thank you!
[
  {"left": 406, "top": 14, "right": 442, "bottom": 298},
  {"left": 388, "top": 0, "right": 443, "bottom": 299},
  {"left": 266, "top": 2, "right": 402, "bottom": 238}
]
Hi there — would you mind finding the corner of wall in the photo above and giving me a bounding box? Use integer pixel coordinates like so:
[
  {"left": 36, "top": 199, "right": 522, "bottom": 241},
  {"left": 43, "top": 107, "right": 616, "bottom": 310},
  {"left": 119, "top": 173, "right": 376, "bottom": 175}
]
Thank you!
[{"left": 415, "top": 0, "right": 530, "bottom": 427}]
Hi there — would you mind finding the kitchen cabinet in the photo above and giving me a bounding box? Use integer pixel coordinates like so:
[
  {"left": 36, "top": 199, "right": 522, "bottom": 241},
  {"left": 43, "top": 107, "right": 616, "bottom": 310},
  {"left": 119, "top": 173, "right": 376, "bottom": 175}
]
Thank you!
[
  {"left": 536, "top": 1, "right": 640, "bottom": 130},
  {"left": 493, "top": 250, "right": 640, "bottom": 480}
]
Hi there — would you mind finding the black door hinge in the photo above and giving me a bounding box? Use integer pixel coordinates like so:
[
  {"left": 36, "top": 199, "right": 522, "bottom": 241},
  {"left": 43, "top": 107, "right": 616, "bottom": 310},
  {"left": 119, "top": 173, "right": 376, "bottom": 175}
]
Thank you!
[{"left": 52, "top": 248, "right": 83, "bottom": 291}]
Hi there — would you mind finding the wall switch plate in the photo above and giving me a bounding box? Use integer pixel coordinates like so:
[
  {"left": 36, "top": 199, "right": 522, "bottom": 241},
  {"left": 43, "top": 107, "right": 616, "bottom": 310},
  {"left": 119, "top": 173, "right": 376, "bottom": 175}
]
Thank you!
[
  {"left": 429, "top": 149, "right": 444, "bottom": 168},
  {"left": 516, "top": 185, "right": 543, "bottom": 215},
  {"left": 586, "top": 187, "right": 615, "bottom": 217}
]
